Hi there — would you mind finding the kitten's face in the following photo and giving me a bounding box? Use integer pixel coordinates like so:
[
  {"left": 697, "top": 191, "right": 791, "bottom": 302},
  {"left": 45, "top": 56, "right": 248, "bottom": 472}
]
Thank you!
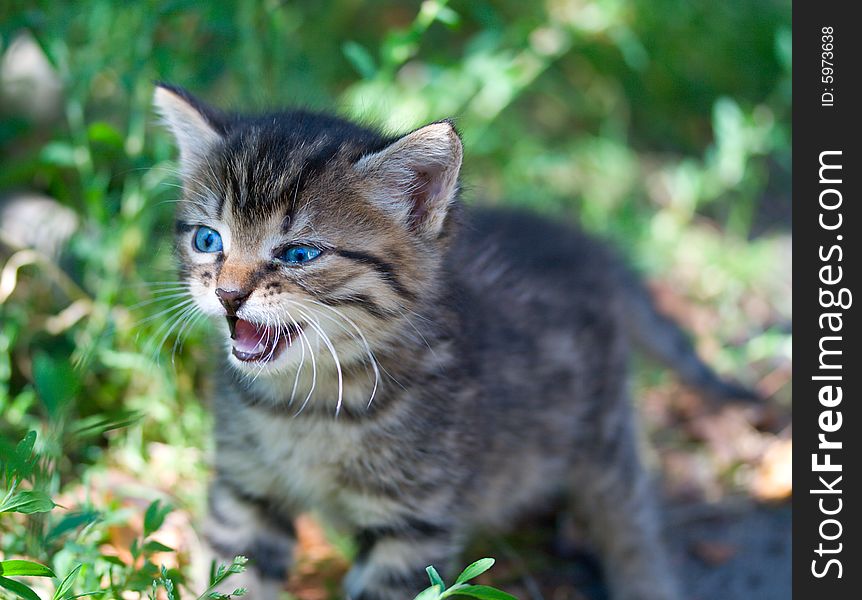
[{"left": 155, "top": 85, "right": 462, "bottom": 384}]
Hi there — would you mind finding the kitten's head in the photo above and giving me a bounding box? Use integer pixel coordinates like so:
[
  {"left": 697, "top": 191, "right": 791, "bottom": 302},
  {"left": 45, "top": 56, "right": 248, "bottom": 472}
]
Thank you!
[{"left": 153, "top": 83, "right": 462, "bottom": 383}]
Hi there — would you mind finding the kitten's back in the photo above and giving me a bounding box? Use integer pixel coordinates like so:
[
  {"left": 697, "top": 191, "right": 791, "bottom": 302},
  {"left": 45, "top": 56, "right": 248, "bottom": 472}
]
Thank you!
[{"left": 455, "top": 206, "right": 756, "bottom": 402}]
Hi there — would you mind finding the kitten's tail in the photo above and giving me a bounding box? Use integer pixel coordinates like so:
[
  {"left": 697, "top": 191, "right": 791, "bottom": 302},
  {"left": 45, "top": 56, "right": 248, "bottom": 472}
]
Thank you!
[{"left": 620, "top": 271, "right": 760, "bottom": 402}]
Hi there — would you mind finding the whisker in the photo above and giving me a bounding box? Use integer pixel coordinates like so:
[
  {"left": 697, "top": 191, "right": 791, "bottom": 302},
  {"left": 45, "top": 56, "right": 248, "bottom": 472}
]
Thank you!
[
  {"left": 129, "top": 281, "right": 194, "bottom": 288},
  {"left": 397, "top": 306, "right": 438, "bottom": 359},
  {"left": 134, "top": 296, "right": 199, "bottom": 328},
  {"left": 148, "top": 303, "right": 199, "bottom": 364},
  {"left": 172, "top": 305, "right": 204, "bottom": 363},
  {"left": 293, "top": 315, "right": 319, "bottom": 417},
  {"left": 250, "top": 312, "right": 277, "bottom": 385},
  {"left": 127, "top": 291, "right": 194, "bottom": 310},
  {"left": 295, "top": 299, "right": 381, "bottom": 409},
  {"left": 287, "top": 311, "right": 307, "bottom": 405},
  {"left": 178, "top": 309, "right": 207, "bottom": 356},
  {"left": 292, "top": 306, "right": 343, "bottom": 416}
]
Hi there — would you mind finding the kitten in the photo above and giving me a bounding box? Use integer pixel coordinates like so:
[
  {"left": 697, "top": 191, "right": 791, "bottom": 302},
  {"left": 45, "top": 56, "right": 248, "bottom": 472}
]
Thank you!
[{"left": 153, "top": 83, "right": 753, "bottom": 600}]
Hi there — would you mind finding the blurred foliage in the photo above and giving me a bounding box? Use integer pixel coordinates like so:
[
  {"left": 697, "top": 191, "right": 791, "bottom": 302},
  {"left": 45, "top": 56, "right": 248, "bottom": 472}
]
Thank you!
[{"left": 0, "top": 0, "right": 790, "bottom": 595}]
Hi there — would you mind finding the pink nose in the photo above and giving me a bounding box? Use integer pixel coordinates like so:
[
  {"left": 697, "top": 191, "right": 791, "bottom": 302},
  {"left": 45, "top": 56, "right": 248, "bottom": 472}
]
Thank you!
[{"left": 215, "top": 288, "right": 250, "bottom": 315}]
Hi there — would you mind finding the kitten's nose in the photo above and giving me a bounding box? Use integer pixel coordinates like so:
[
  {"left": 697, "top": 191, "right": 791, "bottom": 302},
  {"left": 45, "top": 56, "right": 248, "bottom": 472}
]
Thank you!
[{"left": 215, "top": 288, "right": 251, "bottom": 315}]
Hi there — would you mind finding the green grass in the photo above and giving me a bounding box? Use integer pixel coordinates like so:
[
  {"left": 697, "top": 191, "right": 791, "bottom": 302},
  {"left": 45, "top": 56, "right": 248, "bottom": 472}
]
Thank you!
[{"left": 0, "top": 1, "right": 790, "bottom": 598}]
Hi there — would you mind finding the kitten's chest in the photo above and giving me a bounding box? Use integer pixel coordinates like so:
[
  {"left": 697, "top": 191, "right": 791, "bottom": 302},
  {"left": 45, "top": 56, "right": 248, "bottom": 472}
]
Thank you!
[
  {"left": 251, "top": 412, "right": 353, "bottom": 494},
  {"left": 229, "top": 410, "right": 398, "bottom": 527}
]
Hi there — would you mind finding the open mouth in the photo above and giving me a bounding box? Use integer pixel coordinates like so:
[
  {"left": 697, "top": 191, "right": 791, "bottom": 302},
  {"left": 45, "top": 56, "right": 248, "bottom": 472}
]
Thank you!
[{"left": 227, "top": 316, "right": 302, "bottom": 363}]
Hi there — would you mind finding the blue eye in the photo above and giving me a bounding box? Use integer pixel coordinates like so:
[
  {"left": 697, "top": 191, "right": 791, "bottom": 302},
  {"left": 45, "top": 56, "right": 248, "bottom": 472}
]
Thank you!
[
  {"left": 193, "top": 226, "right": 223, "bottom": 253},
  {"left": 279, "top": 245, "right": 322, "bottom": 264}
]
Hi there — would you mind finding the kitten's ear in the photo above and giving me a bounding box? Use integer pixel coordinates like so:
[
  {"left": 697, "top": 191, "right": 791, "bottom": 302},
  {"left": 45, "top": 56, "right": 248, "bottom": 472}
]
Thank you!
[
  {"left": 355, "top": 121, "right": 463, "bottom": 239},
  {"left": 153, "top": 83, "right": 224, "bottom": 176}
]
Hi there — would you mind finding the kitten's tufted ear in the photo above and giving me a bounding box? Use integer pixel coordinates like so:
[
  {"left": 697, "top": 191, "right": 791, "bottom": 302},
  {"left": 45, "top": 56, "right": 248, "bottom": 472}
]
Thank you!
[
  {"left": 355, "top": 121, "right": 463, "bottom": 240},
  {"left": 153, "top": 83, "right": 224, "bottom": 177}
]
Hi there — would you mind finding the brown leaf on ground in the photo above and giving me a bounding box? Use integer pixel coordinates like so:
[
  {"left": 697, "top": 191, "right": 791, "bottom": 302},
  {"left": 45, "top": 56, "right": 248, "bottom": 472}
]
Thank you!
[
  {"left": 750, "top": 437, "right": 792, "bottom": 502},
  {"left": 686, "top": 407, "right": 768, "bottom": 466},
  {"left": 648, "top": 280, "right": 716, "bottom": 337},
  {"left": 287, "top": 515, "right": 350, "bottom": 600},
  {"left": 661, "top": 448, "right": 724, "bottom": 502}
]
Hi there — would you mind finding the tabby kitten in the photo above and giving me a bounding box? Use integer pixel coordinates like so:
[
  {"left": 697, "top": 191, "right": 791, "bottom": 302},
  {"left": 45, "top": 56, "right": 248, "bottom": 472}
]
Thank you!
[{"left": 153, "top": 83, "right": 752, "bottom": 600}]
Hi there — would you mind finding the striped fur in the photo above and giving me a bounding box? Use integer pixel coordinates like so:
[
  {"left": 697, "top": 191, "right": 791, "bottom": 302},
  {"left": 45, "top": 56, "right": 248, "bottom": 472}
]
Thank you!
[{"left": 154, "top": 84, "right": 752, "bottom": 600}]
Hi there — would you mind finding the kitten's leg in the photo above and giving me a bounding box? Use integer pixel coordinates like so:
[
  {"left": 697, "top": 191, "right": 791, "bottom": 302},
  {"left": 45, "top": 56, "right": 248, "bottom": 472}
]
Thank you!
[
  {"left": 571, "top": 419, "right": 679, "bottom": 600},
  {"left": 345, "top": 518, "right": 461, "bottom": 600},
  {"left": 202, "top": 478, "right": 295, "bottom": 600}
]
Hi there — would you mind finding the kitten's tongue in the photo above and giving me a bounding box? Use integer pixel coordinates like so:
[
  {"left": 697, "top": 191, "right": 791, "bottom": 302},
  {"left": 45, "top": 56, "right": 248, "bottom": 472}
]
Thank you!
[
  {"left": 234, "top": 319, "right": 272, "bottom": 353},
  {"left": 231, "top": 318, "right": 289, "bottom": 362}
]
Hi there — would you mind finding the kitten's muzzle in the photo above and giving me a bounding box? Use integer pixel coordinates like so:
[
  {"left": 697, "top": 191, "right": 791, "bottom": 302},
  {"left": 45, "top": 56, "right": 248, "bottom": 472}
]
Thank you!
[
  {"left": 215, "top": 287, "right": 251, "bottom": 313},
  {"left": 215, "top": 287, "right": 250, "bottom": 339}
]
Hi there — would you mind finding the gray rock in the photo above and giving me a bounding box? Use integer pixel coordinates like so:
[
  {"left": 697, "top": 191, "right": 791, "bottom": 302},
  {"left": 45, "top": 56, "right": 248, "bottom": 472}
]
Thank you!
[
  {"left": 1, "top": 30, "right": 63, "bottom": 123},
  {"left": 0, "top": 191, "right": 78, "bottom": 258}
]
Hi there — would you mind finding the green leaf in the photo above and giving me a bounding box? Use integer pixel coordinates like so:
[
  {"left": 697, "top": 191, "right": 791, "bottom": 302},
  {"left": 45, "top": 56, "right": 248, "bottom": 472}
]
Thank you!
[
  {"left": 52, "top": 564, "right": 83, "bottom": 600},
  {"left": 448, "top": 584, "right": 518, "bottom": 600},
  {"left": 0, "top": 560, "right": 56, "bottom": 577},
  {"left": 87, "top": 121, "right": 124, "bottom": 148},
  {"left": 33, "top": 353, "right": 80, "bottom": 420},
  {"left": 72, "top": 410, "right": 142, "bottom": 440},
  {"left": 198, "top": 557, "right": 247, "bottom": 600},
  {"left": 127, "top": 562, "right": 159, "bottom": 590},
  {"left": 413, "top": 584, "right": 443, "bottom": 600},
  {"left": 454, "top": 558, "right": 495, "bottom": 584},
  {"left": 0, "top": 490, "right": 56, "bottom": 514},
  {"left": 15, "top": 431, "right": 37, "bottom": 464},
  {"left": 100, "top": 555, "right": 126, "bottom": 567},
  {"left": 435, "top": 6, "right": 460, "bottom": 27},
  {"left": 46, "top": 510, "right": 101, "bottom": 543},
  {"left": 143, "top": 500, "right": 172, "bottom": 537},
  {"left": 40, "top": 141, "right": 79, "bottom": 167},
  {"left": 159, "top": 565, "right": 177, "bottom": 600},
  {"left": 3, "top": 431, "right": 37, "bottom": 480},
  {"left": 426, "top": 565, "right": 445, "bottom": 587},
  {"left": 143, "top": 540, "right": 175, "bottom": 554},
  {"left": 227, "top": 556, "right": 248, "bottom": 574},
  {"left": 343, "top": 41, "right": 377, "bottom": 79},
  {"left": 0, "top": 576, "right": 43, "bottom": 600}
]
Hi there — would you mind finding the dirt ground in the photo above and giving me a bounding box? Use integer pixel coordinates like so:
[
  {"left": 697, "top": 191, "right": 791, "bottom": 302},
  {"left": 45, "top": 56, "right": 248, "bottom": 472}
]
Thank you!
[
  {"left": 283, "top": 496, "right": 792, "bottom": 600},
  {"left": 668, "top": 501, "right": 791, "bottom": 600},
  {"left": 475, "top": 500, "right": 793, "bottom": 600}
]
